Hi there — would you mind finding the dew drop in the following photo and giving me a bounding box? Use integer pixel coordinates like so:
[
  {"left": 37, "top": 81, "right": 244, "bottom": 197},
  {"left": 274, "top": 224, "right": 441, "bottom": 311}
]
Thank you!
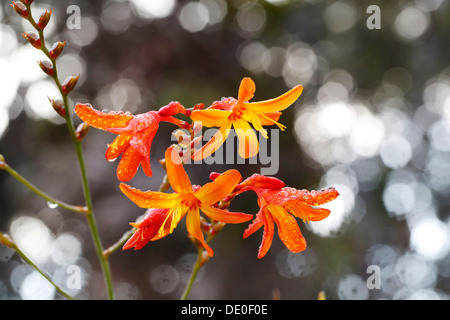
[{"left": 47, "top": 201, "right": 59, "bottom": 209}]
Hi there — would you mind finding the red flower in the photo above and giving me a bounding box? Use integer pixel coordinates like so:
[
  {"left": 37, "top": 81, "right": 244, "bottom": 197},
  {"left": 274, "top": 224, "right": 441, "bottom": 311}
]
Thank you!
[
  {"left": 236, "top": 174, "right": 339, "bottom": 258},
  {"left": 74, "top": 103, "right": 188, "bottom": 182},
  {"left": 122, "top": 208, "right": 169, "bottom": 250},
  {"left": 120, "top": 146, "right": 253, "bottom": 255}
]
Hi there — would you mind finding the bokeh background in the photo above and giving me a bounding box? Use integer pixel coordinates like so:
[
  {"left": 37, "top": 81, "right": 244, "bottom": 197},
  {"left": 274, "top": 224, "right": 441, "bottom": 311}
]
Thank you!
[{"left": 1, "top": 0, "right": 450, "bottom": 300}]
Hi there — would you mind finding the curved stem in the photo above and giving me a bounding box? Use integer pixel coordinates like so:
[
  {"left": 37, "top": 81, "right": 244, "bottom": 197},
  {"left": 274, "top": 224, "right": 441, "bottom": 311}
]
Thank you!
[
  {"left": 0, "top": 233, "right": 75, "bottom": 300},
  {"left": 0, "top": 160, "right": 87, "bottom": 214},
  {"left": 24, "top": 6, "right": 114, "bottom": 300},
  {"left": 180, "top": 247, "right": 205, "bottom": 300},
  {"left": 180, "top": 234, "right": 213, "bottom": 300}
]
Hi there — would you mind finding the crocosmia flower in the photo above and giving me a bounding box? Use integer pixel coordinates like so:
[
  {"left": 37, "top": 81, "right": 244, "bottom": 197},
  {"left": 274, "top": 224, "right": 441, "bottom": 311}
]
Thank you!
[
  {"left": 75, "top": 103, "right": 187, "bottom": 182},
  {"left": 120, "top": 146, "right": 253, "bottom": 256},
  {"left": 190, "top": 77, "right": 303, "bottom": 160},
  {"left": 236, "top": 174, "right": 339, "bottom": 259}
]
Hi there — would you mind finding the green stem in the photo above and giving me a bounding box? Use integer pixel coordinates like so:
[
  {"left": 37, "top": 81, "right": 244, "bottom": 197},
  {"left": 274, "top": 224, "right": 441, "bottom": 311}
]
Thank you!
[
  {"left": 180, "top": 247, "right": 205, "bottom": 300},
  {"left": 180, "top": 234, "right": 213, "bottom": 300},
  {"left": 0, "top": 160, "right": 87, "bottom": 214},
  {"left": 25, "top": 6, "right": 115, "bottom": 300},
  {"left": 6, "top": 236, "right": 75, "bottom": 300}
]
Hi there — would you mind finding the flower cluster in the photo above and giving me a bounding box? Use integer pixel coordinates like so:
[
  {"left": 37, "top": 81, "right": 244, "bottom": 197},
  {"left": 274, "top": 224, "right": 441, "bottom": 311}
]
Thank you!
[{"left": 75, "top": 77, "right": 339, "bottom": 258}]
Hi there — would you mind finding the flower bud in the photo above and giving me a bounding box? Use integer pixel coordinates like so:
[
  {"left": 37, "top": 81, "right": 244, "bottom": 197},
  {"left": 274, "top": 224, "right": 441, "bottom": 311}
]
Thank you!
[
  {"left": 158, "top": 101, "right": 185, "bottom": 117},
  {"left": 0, "top": 154, "right": 5, "bottom": 169},
  {"left": 20, "top": 0, "right": 35, "bottom": 5},
  {"left": 192, "top": 122, "right": 202, "bottom": 135},
  {"left": 37, "top": 9, "right": 52, "bottom": 29},
  {"left": 209, "top": 172, "right": 220, "bottom": 181},
  {"left": 49, "top": 41, "right": 66, "bottom": 60},
  {"left": 76, "top": 122, "right": 89, "bottom": 141},
  {"left": 38, "top": 60, "right": 54, "bottom": 76},
  {"left": 48, "top": 98, "right": 66, "bottom": 117},
  {"left": 190, "top": 136, "right": 202, "bottom": 149},
  {"left": 0, "top": 232, "right": 14, "bottom": 248},
  {"left": 61, "top": 74, "right": 79, "bottom": 94},
  {"left": 11, "top": 2, "right": 29, "bottom": 19},
  {"left": 22, "top": 32, "right": 42, "bottom": 49}
]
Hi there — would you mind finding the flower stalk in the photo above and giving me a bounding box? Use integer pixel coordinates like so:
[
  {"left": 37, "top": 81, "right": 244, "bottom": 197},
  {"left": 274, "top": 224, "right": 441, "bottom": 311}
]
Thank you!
[
  {"left": 11, "top": 2, "right": 115, "bottom": 299},
  {"left": 0, "top": 231, "right": 75, "bottom": 300}
]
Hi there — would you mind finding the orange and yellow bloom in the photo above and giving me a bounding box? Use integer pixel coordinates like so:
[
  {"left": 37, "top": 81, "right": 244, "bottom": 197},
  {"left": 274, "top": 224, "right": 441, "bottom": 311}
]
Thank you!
[
  {"left": 236, "top": 174, "right": 339, "bottom": 259},
  {"left": 120, "top": 146, "right": 253, "bottom": 256},
  {"left": 190, "top": 77, "right": 303, "bottom": 160},
  {"left": 75, "top": 102, "right": 188, "bottom": 182}
]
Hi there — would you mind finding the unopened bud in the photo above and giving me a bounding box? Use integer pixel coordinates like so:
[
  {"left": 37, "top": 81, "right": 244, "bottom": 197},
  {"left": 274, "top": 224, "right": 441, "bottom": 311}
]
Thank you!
[
  {"left": 48, "top": 98, "right": 66, "bottom": 117},
  {"left": 158, "top": 101, "right": 186, "bottom": 117},
  {"left": 75, "top": 122, "right": 89, "bottom": 141},
  {"left": 192, "top": 122, "right": 202, "bottom": 135},
  {"left": 61, "top": 74, "right": 79, "bottom": 94},
  {"left": 37, "top": 9, "right": 52, "bottom": 29},
  {"left": 0, "top": 154, "right": 5, "bottom": 169},
  {"left": 210, "top": 221, "right": 226, "bottom": 236},
  {"left": 199, "top": 250, "right": 210, "bottom": 267},
  {"left": 20, "top": 0, "right": 35, "bottom": 5},
  {"left": 209, "top": 172, "right": 220, "bottom": 181},
  {"left": 38, "top": 60, "right": 54, "bottom": 76},
  {"left": 190, "top": 136, "right": 202, "bottom": 149},
  {"left": 0, "top": 232, "right": 14, "bottom": 248},
  {"left": 193, "top": 103, "right": 204, "bottom": 110},
  {"left": 11, "top": 2, "right": 29, "bottom": 19},
  {"left": 49, "top": 41, "right": 66, "bottom": 60},
  {"left": 22, "top": 32, "right": 42, "bottom": 49}
]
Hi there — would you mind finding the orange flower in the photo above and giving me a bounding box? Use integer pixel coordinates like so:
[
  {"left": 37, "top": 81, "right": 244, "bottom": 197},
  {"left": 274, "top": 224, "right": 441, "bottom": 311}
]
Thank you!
[
  {"left": 120, "top": 146, "right": 253, "bottom": 256},
  {"left": 74, "top": 102, "right": 188, "bottom": 182},
  {"left": 190, "top": 77, "right": 303, "bottom": 160},
  {"left": 236, "top": 174, "right": 339, "bottom": 259}
]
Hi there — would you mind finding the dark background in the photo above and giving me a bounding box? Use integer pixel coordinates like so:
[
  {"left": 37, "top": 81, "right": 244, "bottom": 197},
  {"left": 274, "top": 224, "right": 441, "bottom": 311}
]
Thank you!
[{"left": 1, "top": 0, "right": 450, "bottom": 300}]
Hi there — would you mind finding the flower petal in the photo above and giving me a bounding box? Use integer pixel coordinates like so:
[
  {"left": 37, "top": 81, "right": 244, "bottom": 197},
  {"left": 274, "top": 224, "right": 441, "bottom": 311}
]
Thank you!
[
  {"left": 165, "top": 146, "right": 192, "bottom": 194},
  {"left": 244, "top": 84, "right": 303, "bottom": 113},
  {"left": 74, "top": 103, "right": 133, "bottom": 132},
  {"left": 257, "top": 208, "right": 275, "bottom": 259},
  {"left": 268, "top": 204, "right": 306, "bottom": 253},
  {"left": 199, "top": 203, "right": 252, "bottom": 224},
  {"left": 123, "top": 208, "right": 169, "bottom": 250},
  {"left": 186, "top": 207, "right": 214, "bottom": 257},
  {"left": 233, "top": 118, "right": 259, "bottom": 159},
  {"left": 116, "top": 146, "right": 142, "bottom": 181},
  {"left": 239, "top": 174, "right": 286, "bottom": 192},
  {"left": 258, "top": 112, "right": 281, "bottom": 126},
  {"left": 285, "top": 202, "right": 331, "bottom": 222},
  {"left": 105, "top": 134, "right": 131, "bottom": 161},
  {"left": 238, "top": 77, "right": 256, "bottom": 103},
  {"left": 122, "top": 230, "right": 148, "bottom": 250},
  {"left": 120, "top": 183, "right": 180, "bottom": 208},
  {"left": 192, "top": 120, "right": 232, "bottom": 161},
  {"left": 190, "top": 109, "right": 231, "bottom": 128},
  {"left": 195, "top": 169, "right": 242, "bottom": 205},
  {"left": 243, "top": 210, "right": 264, "bottom": 238}
]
